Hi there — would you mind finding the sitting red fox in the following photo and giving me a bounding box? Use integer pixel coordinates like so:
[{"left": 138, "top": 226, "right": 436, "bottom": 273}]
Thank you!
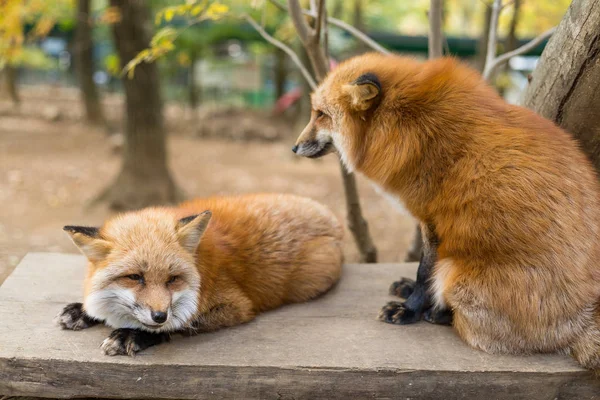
[
  {"left": 56, "top": 194, "right": 343, "bottom": 356},
  {"left": 293, "top": 53, "right": 600, "bottom": 371}
]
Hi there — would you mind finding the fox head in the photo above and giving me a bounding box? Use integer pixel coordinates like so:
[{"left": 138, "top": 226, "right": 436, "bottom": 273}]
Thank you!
[
  {"left": 293, "top": 53, "right": 456, "bottom": 179},
  {"left": 64, "top": 209, "right": 212, "bottom": 333}
]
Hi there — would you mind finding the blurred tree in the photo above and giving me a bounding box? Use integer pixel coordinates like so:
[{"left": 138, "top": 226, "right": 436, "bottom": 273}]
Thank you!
[
  {"left": 524, "top": 0, "right": 600, "bottom": 175},
  {"left": 274, "top": 48, "right": 287, "bottom": 99},
  {"left": 74, "top": 0, "right": 105, "bottom": 125},
  {"left": 4, "top": 65, "right": 20, "bottom": 104},
  {"left": 0, "top": 0, "right": 72, "bottom": 106},
  {"left": 97, "top": 0, "right": 180, "bottom": 210}
]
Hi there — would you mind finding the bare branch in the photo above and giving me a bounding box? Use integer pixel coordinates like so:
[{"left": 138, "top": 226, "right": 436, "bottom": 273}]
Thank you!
[
  {"left": 322, "top": 1, "right": 329, "bottom": 59},
  {"left": 288, "top": 0, "right": 312, "bottom": 43},
  {"left": 314, "top": 0, "right": 326, "bottom": 41},
  {"left": 428, "top": 0, "right": 444, "bottom": 59},
  {"left": 484, "top": 0, "right": 502, "bottom": 77},
  {"left": 269, "top": 0, "right": 391, "bottom": 55},
  {"left": 243, "top": 14, "right": 317, "bottom": 89},
  {"left": 483, "top": 27, "right": 556, "bottom": 80}
]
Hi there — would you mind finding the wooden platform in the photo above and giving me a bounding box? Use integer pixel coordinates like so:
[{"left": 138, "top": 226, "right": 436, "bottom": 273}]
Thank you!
[{"left": 0, "top": 253, "right": 598, "bottom": 399}]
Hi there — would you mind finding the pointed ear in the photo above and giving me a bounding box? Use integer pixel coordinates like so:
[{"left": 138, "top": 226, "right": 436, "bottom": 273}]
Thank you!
[
  {"left": 342, "top": 72, "right": 381, "bottom": 111},
  {"left": 63, "top": 226, "right": 112, "bottom": 262},
  {"left": 176, "top": 211, "right": 212, "bottom": 253}
]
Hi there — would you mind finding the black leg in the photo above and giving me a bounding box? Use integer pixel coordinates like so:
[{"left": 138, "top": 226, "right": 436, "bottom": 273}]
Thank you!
[
  {"left": 424, "top": 307, "right": 453, "bottom": 325},
  {"left": 55, "top": 302, "right": 102, "bottom": 330},
  {"left": 101, "top": 328, "right": 170, "bottom": 356},
  {"left": 380, "top": 223, "right": 439, "bottom": 325}
]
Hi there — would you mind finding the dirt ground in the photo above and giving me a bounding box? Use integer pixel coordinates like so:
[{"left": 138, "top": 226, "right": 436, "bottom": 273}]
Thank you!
[{"left": 0, "top": 86, "right": 417, "bottom": 286}]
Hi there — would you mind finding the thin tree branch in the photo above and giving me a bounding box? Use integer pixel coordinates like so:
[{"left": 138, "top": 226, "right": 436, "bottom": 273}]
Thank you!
[
  {"left": 288, "top": 0, "right": 312, "bottom": 43},
  {"left": 484, "top": 0, "right": 502, "bottom": 77},
  {"left": 243, "top": 14, "right": 317, "bottom": 89},
  {"left": 269, "top": 0, "right": 391, "bottom": 55},
  {"left": 322, "top": 1, "right": 329, "bottom": 60},
  {"left": 428, "top": 0, "right": 444, "bottom": 59},
  {"left": 483, "top": 27, "right": 556, "bottom": 80},
  {"left": 314, "top": 0, "right": 326, "bottom": 41}
]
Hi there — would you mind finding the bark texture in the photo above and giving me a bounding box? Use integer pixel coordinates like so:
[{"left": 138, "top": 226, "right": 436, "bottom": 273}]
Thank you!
[
  {"left": 5, "top": 66, "right": 20, "bottom": 105},
  {"left": 524, "top": 0, "right": 600, "bottom": 174},
  {"left": 74, "top": 0, "right": 104, "bottom": 125},
  {"left": 100, "top": 0, "right": 180, "bottom": 210}
]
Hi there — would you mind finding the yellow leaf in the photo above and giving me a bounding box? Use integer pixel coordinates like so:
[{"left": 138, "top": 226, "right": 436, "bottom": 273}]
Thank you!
[
  {"left": 177, "top": 52, "right": 191, "bottom": 67},
  {"left": 205, "top": 3, "right": 229, "bottom": 19},
  {"left": 165, "top": 9, "right": 175, "bottom": 22},
  {"left": 191, "top": 5, "right": 203, "bottom": 16},
  {"left": 100, "top": 7, "right": 122, "bottom": 25}
]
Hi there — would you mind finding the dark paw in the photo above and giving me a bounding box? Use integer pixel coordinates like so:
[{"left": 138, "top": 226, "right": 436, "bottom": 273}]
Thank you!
[
  {"left": 101, "top": 328, "right": 170, "bottom": 356},
  {"left": 378, "top": 301, "right": 420, "bottom": 325},
  {"left": 389, "top": 277, "right": 416, "bottom": 299},
  {"left": 55, "top": 302, "right": 99, "bottom": 331},
  {"left": 423, "top": 307, "right": 453, "bottom": 326}
]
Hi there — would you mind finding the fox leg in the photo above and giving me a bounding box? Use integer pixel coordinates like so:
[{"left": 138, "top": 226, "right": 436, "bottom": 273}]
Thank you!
[
  {"left": 380, "top": 223, "right": 451, "bottom": 325},
  {"left": 55, "top": 302, "right": 102, "bottom": 330},
  {"left": 101, "top": 329, "right": 170, "bottom": 356},
  {"left": 182, "top": 292, "right": 256, "bottom": 335}
]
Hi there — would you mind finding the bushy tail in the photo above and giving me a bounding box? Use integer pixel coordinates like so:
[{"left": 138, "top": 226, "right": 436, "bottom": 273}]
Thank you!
[{"left": 570, "top": 305, "right": 600, "bottom": 373}]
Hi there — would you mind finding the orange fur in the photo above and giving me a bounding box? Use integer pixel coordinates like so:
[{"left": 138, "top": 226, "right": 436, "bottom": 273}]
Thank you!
[
  {"left": 296, "top": 52, "right": 600, "bottom": 371},
  {"left": 69, "top": 193, "right": 343, "bottom": 334}
]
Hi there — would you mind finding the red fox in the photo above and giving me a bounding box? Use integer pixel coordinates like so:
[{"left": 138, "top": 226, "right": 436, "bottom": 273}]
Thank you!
[
  {"left": 293, "top": 52, "right": 600, "bottom": 371},
  {"left": 56, "top": 194, "right": 343, "bottom": 356}
]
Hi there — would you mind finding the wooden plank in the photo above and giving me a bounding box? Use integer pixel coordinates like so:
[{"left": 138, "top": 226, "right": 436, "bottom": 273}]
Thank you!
[{"left": 0, "top": 253, "right": 598, "bottom": 399}]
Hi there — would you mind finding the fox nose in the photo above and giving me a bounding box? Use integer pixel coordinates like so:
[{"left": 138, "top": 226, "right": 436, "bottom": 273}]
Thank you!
[
  {"left": 292, "top": 145, "right": 298, "bottom": 153},
  {"left": 151, "top": 311, "right": 168, "bottom": 324}
]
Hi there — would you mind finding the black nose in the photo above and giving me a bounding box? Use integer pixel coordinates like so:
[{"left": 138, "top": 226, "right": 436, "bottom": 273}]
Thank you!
[
  {"left": 292, "top": 145, "right": 298, "bottom": 153},
  {"left": 151, "top": 311, "right": 167, "bottom": 323}
]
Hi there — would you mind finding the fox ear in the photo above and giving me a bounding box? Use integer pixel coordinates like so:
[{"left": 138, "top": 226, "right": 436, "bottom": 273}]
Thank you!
[
  {"left": 176, "top": 211, "right": 212, "bottom": 253},
  {"left": 343, "top": 72, "right": 381, "bottom": 111},
  {"left": 63, "top": 226, "right": 112, "bottom": 262}
]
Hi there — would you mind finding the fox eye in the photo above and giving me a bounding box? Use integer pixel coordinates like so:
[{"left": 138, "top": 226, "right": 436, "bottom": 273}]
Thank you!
[
  {"left": 167, "top": 276, "right": 180, "bottom": 285},
  {"left": 316, "top": 110, "right": 325, "bottom": 119},
  {"left": 126, "top": 274, "right": 143, "bottom": 282}
]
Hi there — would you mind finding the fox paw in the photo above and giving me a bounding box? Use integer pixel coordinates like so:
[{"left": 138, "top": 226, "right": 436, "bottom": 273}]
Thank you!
[
  {"left": 378, "top": 301, "right": 420, "bottom": 325},
  {"left": 388, "top": 277, "right": 416, "bottom": 299},
  {"left": 102, "top": 329, "right": 143, "bottom": 356},
  {"left": 55, "top": 302, "right": 99, "bottom": 330},
  {"left": 101, "top": 328, "right": 170, "bottom": 356},
  {"left": 423, "top": 307, "right": 453, "bottom": 326}
]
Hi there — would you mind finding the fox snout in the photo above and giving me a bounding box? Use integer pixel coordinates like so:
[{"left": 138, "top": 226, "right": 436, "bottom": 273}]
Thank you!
[
  {"left": 293, "top": 125, "right": 334, "bottom": 158},
  {"left": 151, "top": 310, "right": 168, "bottom": 324}
]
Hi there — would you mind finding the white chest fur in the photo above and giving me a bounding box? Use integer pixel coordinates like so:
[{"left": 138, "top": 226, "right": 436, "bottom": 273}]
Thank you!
[{"left": 370, "top": 182, "right": 412, "bottom": 216}]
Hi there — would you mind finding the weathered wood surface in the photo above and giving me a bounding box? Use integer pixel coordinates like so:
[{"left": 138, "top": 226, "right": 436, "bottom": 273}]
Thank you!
[{"left": 0, "top": 253, "right": 598, "bottom": 399}]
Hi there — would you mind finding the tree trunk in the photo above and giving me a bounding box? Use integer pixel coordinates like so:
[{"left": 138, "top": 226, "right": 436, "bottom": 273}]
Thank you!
[
  {"left": 74, "top": 0, "right": 104, "bottom": 125},
  {"left": 405, "top": 225, "right": 423, "bottom": 262},
  {"left": 476, "top": 5, "right": 492, "bottom": 71},
  {"left": 5, "top": 66, "right": 20, "bottom": 106},
  {"left": 428, "top": 0, "right": 443, "bottom": 59},
  {"left": 524, "top": 0, "right": 600, "bottom": 174},
  {"left": 188, "top": 50, "right": 200, "bottom": 110},
  {"left": 352, "top": 0, "right": 367, "bottom": 52},
  {"left": 100, "top": 0, "right": 180, "bottom": 211},
  {"left": 274, "top": 48, "right": 287, "bottom": 100}
]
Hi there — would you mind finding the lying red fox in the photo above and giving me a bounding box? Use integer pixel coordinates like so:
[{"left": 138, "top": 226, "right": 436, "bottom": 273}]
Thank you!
[
  {"left": 56, "top": 194, "right": 343, "bottom": 356},
  {"left": 293, "top": 52, "right": 600, "bottom": 372}
]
